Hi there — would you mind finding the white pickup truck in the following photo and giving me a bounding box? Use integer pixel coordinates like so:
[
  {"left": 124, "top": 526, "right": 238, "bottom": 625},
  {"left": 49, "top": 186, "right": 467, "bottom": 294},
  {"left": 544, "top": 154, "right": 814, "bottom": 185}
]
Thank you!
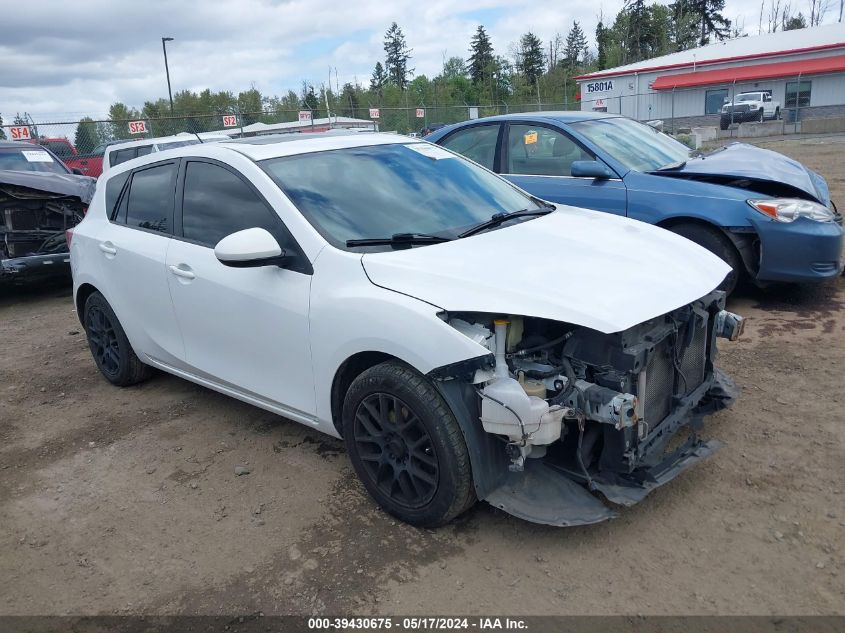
[{"left": 720, "top": 91, "right": 781, "bottom": 129}]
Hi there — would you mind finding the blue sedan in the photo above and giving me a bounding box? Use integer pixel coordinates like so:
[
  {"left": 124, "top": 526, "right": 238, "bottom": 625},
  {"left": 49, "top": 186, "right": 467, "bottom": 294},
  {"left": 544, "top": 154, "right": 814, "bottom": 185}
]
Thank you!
[{"left": 426, "top": 112, "right": 844, "bottom": 293}]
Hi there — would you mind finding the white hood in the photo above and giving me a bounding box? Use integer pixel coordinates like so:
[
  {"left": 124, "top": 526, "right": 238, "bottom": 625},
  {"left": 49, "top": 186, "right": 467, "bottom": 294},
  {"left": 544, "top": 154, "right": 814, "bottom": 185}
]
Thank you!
[{"left": 361, "top": 206, "right": 730, "bottom": 333}]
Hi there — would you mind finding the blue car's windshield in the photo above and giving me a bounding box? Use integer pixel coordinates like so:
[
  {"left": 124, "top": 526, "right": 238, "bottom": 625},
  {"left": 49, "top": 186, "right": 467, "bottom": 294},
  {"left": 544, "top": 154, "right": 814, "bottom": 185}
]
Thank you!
[
  {"left": 261, "top": 143, "right": 541, "bottom": 249},
  {"left": 570, "top": 117, "right": 691, "bottom": 172}
]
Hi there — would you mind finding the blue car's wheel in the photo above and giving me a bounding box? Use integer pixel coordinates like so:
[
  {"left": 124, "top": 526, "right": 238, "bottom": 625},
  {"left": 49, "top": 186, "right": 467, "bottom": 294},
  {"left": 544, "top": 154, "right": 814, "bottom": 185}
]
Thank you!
[{"left": 669, "top": 224, "right": 742, "bottom": 295}]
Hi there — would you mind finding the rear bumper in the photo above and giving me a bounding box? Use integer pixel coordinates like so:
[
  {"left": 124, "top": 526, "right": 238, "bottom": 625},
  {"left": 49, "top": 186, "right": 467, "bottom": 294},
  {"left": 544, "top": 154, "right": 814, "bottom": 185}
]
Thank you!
[
  {"left": 1, "top": 252, "right": 72, "bottom": 283},
  {"left": 751, "top": 216, "right": 844, "bottom": 283}
]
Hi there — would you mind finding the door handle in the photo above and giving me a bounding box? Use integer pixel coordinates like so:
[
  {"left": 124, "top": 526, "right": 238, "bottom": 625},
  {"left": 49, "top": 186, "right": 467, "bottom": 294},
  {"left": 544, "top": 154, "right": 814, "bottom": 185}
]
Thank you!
[
  {"left": 169, "top": 264, "right": 196, "bottom": 280},
  {"left": 98, "top": 242, "right": 117, "bottom": 255}
]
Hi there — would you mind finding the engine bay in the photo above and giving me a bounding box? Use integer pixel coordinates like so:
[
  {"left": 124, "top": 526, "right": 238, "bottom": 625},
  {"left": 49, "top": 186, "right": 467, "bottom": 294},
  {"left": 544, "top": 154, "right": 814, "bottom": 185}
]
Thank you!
[{"left": 446, "top": 291, "right": 744, "bottom": 484}]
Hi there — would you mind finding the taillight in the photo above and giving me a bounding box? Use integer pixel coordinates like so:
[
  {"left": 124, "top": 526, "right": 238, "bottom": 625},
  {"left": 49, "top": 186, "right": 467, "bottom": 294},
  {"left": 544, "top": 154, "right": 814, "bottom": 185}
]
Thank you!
[{"left": 66, "top": 228, "right": 74, "bottom": 248}]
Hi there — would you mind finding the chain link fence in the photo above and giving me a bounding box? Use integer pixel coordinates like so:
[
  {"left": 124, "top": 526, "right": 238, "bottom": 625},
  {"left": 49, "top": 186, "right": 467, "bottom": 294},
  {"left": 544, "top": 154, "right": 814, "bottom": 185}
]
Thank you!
[{"left": 2, "top": 75, "right": 839, "bottom": 168}]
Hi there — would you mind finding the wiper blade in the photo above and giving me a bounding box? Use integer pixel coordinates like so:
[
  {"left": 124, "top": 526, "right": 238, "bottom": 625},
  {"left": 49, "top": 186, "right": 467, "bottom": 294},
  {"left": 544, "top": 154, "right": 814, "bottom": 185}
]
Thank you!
[
  {"left": 457, "top": 208, "right": 552, "bottom": 239},
  {"left": 346, "top": 232, "right": 452, "bottom": 248}
]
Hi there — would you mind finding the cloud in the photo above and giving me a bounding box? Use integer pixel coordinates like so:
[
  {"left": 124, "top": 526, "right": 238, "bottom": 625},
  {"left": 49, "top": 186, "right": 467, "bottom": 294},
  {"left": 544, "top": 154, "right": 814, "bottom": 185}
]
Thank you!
[{"left": 0, "top": 0, "right": 836, "bottom": 122}]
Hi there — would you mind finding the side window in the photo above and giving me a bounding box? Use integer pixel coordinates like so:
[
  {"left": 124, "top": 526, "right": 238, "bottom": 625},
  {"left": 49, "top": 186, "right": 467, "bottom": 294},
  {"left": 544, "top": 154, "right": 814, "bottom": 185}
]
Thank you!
[
  {"left": 440, "top": 125, "right": 499, "bottom": 171},
  {"left": 111, "top": 148, "right": 136, "bottom": 167},
  {"left": 136, "top": 145, "right": 153, "bottom": 157},
  {"left": 506, "top": 125, "right": 593, "bottom": 177},
  {"left": 123, "top": 163, "right": 176, "bottom": 234},
  {"left": 181, "top": 161, "right": 289, "bottom": 249},
  {"left": 105, "top": 171, "right": 130, "bottom": 220}
]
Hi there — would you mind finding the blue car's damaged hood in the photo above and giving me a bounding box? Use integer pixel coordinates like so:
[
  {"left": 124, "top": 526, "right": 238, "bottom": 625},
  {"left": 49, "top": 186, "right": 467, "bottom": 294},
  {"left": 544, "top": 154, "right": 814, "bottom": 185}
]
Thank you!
[{"left": 665, "top": 142, "right": 829, "bottom": 206}]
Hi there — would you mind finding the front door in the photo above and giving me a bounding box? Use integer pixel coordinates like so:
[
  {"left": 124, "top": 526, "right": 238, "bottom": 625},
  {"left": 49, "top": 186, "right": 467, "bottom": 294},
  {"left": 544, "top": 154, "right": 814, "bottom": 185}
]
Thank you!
[
  {"left": 165, "top": 159, "right": 316, "bottom": 418},
  {"left": 502, "top": 123, "right": 628, "bottom": 216}
]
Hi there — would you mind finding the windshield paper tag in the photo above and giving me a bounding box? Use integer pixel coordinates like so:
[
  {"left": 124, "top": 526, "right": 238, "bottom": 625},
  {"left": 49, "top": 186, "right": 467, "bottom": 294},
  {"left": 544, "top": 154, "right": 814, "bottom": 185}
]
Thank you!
[
  {"left": 524, "top": 131, "right": 538, "bottom": 145},
  {"left": 22, "top": 150, "right": 54, "bottom": 163},
  {"left": 405, "top": 143, "right": 453, "bottom": 160}
]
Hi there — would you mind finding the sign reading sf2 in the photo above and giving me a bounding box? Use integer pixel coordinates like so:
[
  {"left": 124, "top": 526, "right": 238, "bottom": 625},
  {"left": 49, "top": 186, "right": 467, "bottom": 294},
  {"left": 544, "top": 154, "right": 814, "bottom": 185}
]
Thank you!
[
  {"left": 222, "top": 115, "right": 238, "bottom": 127},
  {"left": 584, "top": 80, "right": 614, "bottom": 94}
]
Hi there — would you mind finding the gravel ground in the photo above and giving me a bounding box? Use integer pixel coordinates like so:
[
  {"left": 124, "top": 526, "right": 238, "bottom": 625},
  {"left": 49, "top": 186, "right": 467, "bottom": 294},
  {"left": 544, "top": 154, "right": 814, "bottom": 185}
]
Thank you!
[{"left": 1, "top": 135, "right": 843, "bottom": 616}]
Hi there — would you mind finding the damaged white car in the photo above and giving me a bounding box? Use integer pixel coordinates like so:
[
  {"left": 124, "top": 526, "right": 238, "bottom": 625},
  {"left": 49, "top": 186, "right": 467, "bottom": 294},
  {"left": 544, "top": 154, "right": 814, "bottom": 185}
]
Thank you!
[{"left": 70, "top": 134, "right": 743, "bottom": 527}]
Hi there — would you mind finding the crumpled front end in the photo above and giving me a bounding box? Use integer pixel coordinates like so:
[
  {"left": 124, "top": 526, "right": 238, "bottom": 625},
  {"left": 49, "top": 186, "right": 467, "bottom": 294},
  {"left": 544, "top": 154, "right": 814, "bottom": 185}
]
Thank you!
[
  {"left": 0, "top": 180, "right": 86, "bottom": 283},
  {"left": 436, "top": 290, "right": 742, "bottom": 526}
]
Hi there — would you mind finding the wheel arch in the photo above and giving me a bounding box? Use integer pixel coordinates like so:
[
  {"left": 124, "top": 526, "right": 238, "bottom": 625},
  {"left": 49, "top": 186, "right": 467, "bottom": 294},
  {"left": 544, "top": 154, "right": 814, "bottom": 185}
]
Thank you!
[
  {"left": 330, "top": 351, "right": 398, "bottom": 436},
  {"left": 655, "top": 216, "right": 757, "bottom": 276},
  {"left": 74, "top": 282, "right": 101, "bottom": 325}
]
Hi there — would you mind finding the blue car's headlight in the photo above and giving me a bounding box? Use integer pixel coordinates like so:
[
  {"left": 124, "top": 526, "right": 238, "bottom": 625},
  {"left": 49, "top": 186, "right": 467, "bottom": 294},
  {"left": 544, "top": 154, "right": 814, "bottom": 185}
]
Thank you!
[{"left": 748, "top": 198, "right": 836, "bottom": 223}]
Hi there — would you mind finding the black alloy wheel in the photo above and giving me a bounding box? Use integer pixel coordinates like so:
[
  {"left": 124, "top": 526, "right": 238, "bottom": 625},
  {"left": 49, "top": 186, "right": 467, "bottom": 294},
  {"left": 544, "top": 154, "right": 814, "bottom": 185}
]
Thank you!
[
  {"left": 83, "top": 291, "right": 152, "bottom": 386},
  {"left": 352, "top": 392, "right": 439, "bottom": 509},
  {"left": 86, "top": 303, "right": 120, "bottom": 379}
]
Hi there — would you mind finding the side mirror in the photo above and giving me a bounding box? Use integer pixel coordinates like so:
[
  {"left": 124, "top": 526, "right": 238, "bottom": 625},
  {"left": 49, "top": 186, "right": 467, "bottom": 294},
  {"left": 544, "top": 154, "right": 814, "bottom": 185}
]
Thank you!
[
  {"left": 214, "top": 227, "right": 291, "bottom": 268},
  {"left": 570, "top": 160, "right": 615, "bottom": 179}
]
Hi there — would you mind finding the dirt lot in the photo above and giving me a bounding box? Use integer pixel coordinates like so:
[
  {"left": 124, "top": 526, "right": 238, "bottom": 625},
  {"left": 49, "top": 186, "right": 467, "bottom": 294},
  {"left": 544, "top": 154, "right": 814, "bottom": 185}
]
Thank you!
[{"left": 1, "top": 135, "right": 844, "bottom": 616}]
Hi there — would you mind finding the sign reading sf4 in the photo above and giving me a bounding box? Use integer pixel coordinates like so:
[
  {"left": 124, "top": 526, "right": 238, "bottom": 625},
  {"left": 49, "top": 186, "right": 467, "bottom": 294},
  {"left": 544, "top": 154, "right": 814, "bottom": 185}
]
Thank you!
[{"left": 584, "top": 80, "right": 614, "bottom": 94}]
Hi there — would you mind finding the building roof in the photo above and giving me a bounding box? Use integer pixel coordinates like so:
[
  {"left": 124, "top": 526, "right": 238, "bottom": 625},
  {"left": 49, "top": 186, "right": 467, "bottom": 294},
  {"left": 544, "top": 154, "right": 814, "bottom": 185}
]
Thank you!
[
  {"left": 651, "top": 52, "right": 845, "bottom": 89},
  {"left": 576, "top": 22, "right": 845, "bottom": 80}
]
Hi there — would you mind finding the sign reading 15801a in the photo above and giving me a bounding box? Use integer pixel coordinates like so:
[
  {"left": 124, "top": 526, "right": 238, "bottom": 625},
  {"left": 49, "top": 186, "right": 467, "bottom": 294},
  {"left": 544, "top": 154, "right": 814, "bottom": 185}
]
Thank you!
[{"left": 584, "top": 80, "right": 614, "bottom": 94}]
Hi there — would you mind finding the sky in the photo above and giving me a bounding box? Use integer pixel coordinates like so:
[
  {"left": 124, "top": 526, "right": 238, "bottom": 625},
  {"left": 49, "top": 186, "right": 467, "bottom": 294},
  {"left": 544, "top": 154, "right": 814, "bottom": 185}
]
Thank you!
[{"left": 0, "top": 0, "right": 840, "bottom": 122}]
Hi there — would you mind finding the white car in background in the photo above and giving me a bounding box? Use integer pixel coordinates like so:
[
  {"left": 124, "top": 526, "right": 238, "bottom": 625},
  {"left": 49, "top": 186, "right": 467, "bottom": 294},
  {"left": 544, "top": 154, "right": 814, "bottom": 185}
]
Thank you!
[
  {"left": 102, "top": 133, "right": 229, "bottom": 172},
  {"left": 69, "top": 133, "right": 743, "bottom": 527},
  {"left": 720, "top": 91, "right": 781, "bottom": 129}
]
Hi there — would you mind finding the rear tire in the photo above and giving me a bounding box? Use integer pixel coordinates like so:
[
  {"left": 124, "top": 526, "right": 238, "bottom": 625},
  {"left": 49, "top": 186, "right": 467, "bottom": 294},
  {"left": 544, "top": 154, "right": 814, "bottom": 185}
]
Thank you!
[
  {"left": 668, "top": 224, "right": 743, "bottom": 295},
  {"left": 342, "top": 360, "right": 476, "bottom": 527},
  {"left": 775, "top": 107, "right": 781, "bottom": 120},
  {"left": 84, "top": 291, "right": 152, "bottom": 386},
  {"left": 757, "top": 108, "right": 764, "bottom": 122}
]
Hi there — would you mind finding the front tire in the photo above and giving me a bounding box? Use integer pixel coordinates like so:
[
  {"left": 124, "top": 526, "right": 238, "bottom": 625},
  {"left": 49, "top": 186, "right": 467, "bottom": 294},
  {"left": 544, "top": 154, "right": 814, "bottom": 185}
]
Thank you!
[
  {"left": 342, "top": 360, "right": 476, "bottom": 527},
  {"left": 668, "top": 224, "right": 743, "bottom": 295},
  {"left": 84, "top": 291, "right": 152, "bottom": 386},
  {"left": 757, "top": 108, "right": 764, "bottom": 122}
]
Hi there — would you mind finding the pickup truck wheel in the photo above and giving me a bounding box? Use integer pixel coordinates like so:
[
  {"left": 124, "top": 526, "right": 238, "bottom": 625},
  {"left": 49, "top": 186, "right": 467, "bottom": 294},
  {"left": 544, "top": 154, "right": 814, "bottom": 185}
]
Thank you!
[
  {"left": 668, "top": 224, "right": 742, "bottom": 295},
  {"left": 84, "top": 291, "right": 152, "bottom": 386},
  {"left": 342, "top": 360, "right": 476, "bottom": 527},
  {"left": 774, "top": 107, "right": 781, "bottom": 120},
  {"left": 757, "top": 108, "right": 765, "bottom": 122}
]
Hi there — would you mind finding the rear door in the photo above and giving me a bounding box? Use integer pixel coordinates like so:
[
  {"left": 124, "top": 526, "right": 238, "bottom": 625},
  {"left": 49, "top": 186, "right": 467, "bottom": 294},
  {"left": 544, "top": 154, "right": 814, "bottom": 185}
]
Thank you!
[
  {"left": 501, "top": 123, "right": 627, "bottom": 216},
  {"left": 165, "top": 158, "right": 315, "bottom": 417},
  {"left": 97, "top": 161, "right": 184, "bottom": 366},
  {"left": 438, "top": 123, "right": 502, "bottom": 172}
]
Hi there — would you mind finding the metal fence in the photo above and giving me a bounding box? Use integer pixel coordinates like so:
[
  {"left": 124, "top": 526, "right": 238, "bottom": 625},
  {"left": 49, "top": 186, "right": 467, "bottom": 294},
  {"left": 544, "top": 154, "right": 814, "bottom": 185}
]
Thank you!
[
  {"left": 0, "top": 103, "right": 586, "bottom": 158},
  {"left": 1, "top": 74, "right": 839, "bottom": 160}
]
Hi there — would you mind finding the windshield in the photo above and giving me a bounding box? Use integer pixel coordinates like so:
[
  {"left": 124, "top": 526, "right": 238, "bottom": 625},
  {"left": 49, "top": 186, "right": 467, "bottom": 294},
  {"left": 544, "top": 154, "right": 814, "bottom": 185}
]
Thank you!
[
  {"left": 261, "top": 143, "right": 541, "bottom": 249},
  {"left": 570, "top": 117, "right": 691, "bottom": 172},
  {"left": 0, "top": 148, "right": 69, "bottom": 174},
  {"left": 735, "top": 94, "right": 761, "bottom": 102}
]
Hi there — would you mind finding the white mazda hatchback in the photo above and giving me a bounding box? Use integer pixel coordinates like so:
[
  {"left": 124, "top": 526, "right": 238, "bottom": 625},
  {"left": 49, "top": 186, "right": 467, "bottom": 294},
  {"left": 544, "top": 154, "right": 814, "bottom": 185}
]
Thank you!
[{"left": 70, "top": 133, "right": 744, "bottom": 527}]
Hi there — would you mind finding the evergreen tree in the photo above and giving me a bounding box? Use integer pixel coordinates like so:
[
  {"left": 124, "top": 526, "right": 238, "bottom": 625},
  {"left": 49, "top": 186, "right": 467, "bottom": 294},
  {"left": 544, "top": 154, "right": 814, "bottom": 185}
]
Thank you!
[
  {"left": 301, "top": 83, "right": 320, "bottom": 114},
  {"left": 467, "top": 25, "right": 495, "bottom": 85},
  {"left": 74, "top": 117, "right": 101, "bottom": 154},
  {"left": 515, "top": 32, "right": 544, "bottom": 85},
  {"left": 783, "top": 12, "right": 808, "bottom": 29},
  {"left": 564, "top": 21, "right": 588, "bottom": 69},
  {"left": 383, "top": 22, "right": 413, "bottom": 89},
  {"left": 370, "top": 62, "right": 387, "bottom": 95},
  {"left": 339, "top": 82, "right": 360, "bottom": 117},
  {"left": 596, "top": 20, "right": 608, "bottom": 70},
  {"left": 671, "top": 0, "right": 731, "bottom": 47}
]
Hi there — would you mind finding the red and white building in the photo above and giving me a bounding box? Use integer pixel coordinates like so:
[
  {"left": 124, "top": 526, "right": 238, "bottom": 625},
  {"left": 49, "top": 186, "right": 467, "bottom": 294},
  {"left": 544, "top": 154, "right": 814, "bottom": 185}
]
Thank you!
[{"left": 575, "top": 22, "right": 845, "bottom": 124}]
